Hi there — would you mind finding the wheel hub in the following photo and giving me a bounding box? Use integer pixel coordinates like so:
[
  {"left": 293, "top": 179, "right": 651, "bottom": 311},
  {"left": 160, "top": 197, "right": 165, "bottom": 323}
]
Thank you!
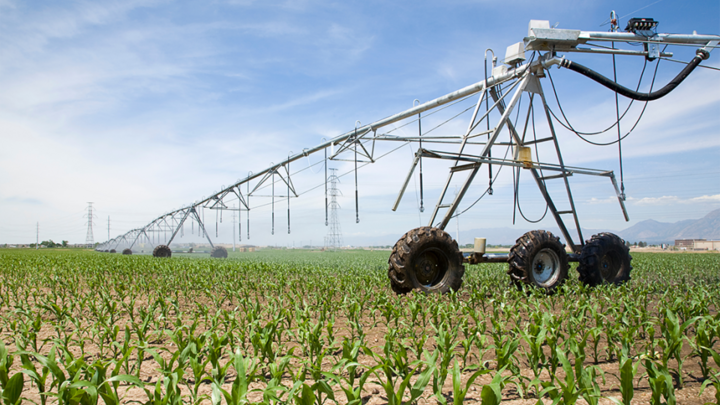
[
  {"left": 414, "top": 248, "right": 448, "bottom": 287},
  {"left": 531, "top": 249, "right": 560, "bottom": 286},
  {"left": 600, "top": 252, "right": 619, "bottom": 281}
]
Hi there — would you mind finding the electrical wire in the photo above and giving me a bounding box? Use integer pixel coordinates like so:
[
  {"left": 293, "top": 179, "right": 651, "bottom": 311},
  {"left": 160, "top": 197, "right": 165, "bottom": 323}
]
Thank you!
[
  {"left": 244, "top": 140, "right": 414, "bottom": 211},
  {"left": 407, "top": 143, "right": 423, "bottom": 216},
  {"left": 639, "top": 41, "right": 719, "bottom": 49},
  {"left": 599, "top": 0, "right": 665, "bottom": 26},
  {"left": 612, "top": 40, "right": 626, "bottom": 195},
  {"left": 136, "top": 94, "right": 483, "bottom": 227},
  {"left": 660, "top": 57, "right": 720, "bottom": 72},
  {"left": 546, "top": 51, "right": 662, "bottom": 146},
  {"left": 513, "top": 101, "right": 549, "bottom": 224},
  {"left": 384, "top": 93, "right": 479, "bottom": 136},
  {"left": 548, "top": 59, "right": 647, "bottom": 136},
  {"left": 449, "top": 65, "right": 537, "bottom": 219},
  {"left": 115, "top": 58, "right": 563, "bottom": 233},
  {"left": 422, "top": 103, "right": 478, "bottom": 136},
  {"left": 221, "top": 92, "right": 483, "bottom": 199},
  {"left": 244, "top": 88, "right": 489, "bottom": 198},
  {"left": 116, "top": 74, "right": 502, "bottom": 236},
  {"left": 448, "top": 81, "right": 529, "bottom": 221},
  {"left": 450, "top": 140, "right": 513, "bottom": 219}
]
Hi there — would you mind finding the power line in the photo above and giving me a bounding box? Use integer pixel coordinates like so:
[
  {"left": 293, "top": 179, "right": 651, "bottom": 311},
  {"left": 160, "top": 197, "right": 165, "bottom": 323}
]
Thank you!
[{"left": 660, "top": 57, "right": 720, "bottom": 72}]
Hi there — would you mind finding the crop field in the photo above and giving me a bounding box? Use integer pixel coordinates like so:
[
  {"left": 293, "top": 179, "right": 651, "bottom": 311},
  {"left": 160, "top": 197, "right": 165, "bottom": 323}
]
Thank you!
[{"left": 1, "top": 248, "right": 719, "bottom": 404}]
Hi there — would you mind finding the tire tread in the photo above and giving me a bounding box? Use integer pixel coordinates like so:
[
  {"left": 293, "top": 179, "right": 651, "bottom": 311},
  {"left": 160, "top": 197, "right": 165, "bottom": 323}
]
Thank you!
[
  {"left": 388, "top": 226, "right": 464, "bottom": 294},
  {"left": 578, "top": 232, "right": 632, "bottom": 286},
  {"left": 508, "top": 230, "right": 568, "bottom": 292}
]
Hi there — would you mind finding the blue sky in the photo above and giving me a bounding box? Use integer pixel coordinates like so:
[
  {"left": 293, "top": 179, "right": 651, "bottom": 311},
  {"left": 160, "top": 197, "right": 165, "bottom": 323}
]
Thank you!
[{"left": 1, "top": 0, "right": 718, "bottom": 247}]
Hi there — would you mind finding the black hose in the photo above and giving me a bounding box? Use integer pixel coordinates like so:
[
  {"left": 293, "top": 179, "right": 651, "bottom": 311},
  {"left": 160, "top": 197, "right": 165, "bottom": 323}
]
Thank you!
[{"left": 560, "top": 49, "right": 709, "bottom": 101}]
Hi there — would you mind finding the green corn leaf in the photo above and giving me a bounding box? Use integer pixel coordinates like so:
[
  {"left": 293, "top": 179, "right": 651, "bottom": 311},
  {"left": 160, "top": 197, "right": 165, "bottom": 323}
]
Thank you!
[
  {"left": 618, "top": 357, "right": 634, "bottom": 405},
  {"left": 104, "top": 374, "right": 144, "bottom": 388},
  {"left": 211, "top": 382, "right": 223, "bottom": 405},
  {"left": 296, "top": 383, "right": 315, "bottom": 405},
  {"left": 408, "top": 362, "right": 433, "bottom": 404},
  {"left": 452, "top": 359, "right": 491, "bottom": 405},
  {"left": 0, "top": 341, "right": 10, "bottom": 389},
  {"left": 313, "top": 379, "right": 335, "bottom": 403},
  {"left": 231, "top": 350, "right": 249, "bottom": 402},
  {"left": 68, "top": 380, "right": 99, "bottom": 405},
  {"left": 2, "top": 373, "right": 24, "bottom": 405},
  {"left": 480, "top": 383, "right": 502, "bottom": 405},
  {"left": 31, "top": 349, "right": 66, "bottom": 388}
]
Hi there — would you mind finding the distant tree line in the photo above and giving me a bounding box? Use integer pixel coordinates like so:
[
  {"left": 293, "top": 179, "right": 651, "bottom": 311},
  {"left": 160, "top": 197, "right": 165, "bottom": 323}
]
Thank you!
[
  {"left": 28, "top": 240, "right": 69, "bottom": 248},
  {"left": 625, "top": 241, "right": 649, "bottom": 247}
]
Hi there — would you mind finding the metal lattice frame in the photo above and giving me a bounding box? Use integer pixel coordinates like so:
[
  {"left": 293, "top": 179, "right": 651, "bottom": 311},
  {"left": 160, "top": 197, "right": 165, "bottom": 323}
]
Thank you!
[
  {"left": 324, "top": 168, "right": 343, "bottom": 250},
  {"left": 97, "top": 22, "right": 719, "bottom": 252}
]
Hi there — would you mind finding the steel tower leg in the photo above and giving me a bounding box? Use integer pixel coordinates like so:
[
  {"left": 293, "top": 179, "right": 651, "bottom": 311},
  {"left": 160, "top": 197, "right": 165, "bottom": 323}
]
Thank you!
[
  {"left": 167, "top": 208, "right": 193, "bottom": 246},
  {"left": 191, "top": 207, "right": 215, "bottom": 248},
  {"left": 434, "top": 73, "right": 532, "bottom": 229}
]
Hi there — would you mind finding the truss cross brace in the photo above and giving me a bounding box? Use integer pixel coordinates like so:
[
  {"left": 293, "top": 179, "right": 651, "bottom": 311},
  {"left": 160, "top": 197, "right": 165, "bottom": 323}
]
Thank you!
[
  {"left": 166, "top": 207, "right": 215, "bottom": 248},
  {"left": 431, "top": 73, "right": 532, "bottom": 230}
]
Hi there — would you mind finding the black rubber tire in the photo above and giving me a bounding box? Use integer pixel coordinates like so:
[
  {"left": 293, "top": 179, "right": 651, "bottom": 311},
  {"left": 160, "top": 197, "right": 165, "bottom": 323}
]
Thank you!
[
  {"left": 210, "top": 246, "right": 228, "bottom": 258},
  {"left": 578, "top": 233, "right": 632, "bottom": 287},
  {"left": 122, "top": 248, "right": 132, "bottom": 255},
  {"left": 109, "top": 249, "right": 116, "bottom": 254},
  {"left": 388, "top": 227, "right": 465, "bottom": 294},
  {"left": 153, "top": 245, "right": 172, "bottom": 258},
  {"left": 390, "top": 281, "right": 414, "bottom": 295},
  {"left": 508, "top": 230, "right": 569, "bottom": 292}
]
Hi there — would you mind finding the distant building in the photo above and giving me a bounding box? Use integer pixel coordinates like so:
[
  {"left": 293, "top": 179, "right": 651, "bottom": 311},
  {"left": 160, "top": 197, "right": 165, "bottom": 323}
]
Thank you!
[
  {"left": 694, "top": 240, "right": 720, "bottom": 251},
  {"left": 675, "top": 239, "right": 702, "bottom": 249},
  {"left": 675, "top": 239, "right": 720, "bottom": 251}
]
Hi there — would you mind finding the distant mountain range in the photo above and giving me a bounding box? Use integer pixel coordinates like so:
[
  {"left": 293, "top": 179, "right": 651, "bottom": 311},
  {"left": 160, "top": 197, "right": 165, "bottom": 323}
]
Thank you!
[
  {"left": 470, "top": 209, "right": 720, "bottom": 245},
  {"left": 344, "top": 209, "right": 720, "bottom": 247},
  {"left": 616, "top": 208, "right": 720, "bottom": 244}
]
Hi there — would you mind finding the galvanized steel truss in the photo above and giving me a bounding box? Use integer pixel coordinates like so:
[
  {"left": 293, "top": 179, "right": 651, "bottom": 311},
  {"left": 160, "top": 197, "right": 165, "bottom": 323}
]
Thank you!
[{"left": 97, "top": 23, "right": 719, "bottom": 253}]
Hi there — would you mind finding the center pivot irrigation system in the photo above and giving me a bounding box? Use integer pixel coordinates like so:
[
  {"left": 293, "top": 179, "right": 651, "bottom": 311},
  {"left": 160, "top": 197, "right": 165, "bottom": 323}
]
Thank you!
[{"left": 98, "top": 16, "right": 719, "bottom": 293}]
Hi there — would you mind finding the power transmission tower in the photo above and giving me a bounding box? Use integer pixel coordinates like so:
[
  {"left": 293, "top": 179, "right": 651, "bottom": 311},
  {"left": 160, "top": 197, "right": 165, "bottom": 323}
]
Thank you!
[
  {"left": 85, "top": 202, "right": 94, "bottom": 248},
  {"left": 324, "top": 168, "right": 343, "bottom": 250}
]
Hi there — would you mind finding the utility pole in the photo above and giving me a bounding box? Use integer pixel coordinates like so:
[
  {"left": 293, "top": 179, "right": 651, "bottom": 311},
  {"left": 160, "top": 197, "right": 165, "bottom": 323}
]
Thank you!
[
  {"left": 36, "top": 222, "right": 39, "bottom": 249},
  {"left": 85, "top": 202, "right": 94, "bottom": 248}
]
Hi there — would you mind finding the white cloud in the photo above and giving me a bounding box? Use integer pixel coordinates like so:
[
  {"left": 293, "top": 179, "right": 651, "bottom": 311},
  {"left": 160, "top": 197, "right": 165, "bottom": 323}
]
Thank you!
[
  {"left": 631, "top": 195, "right": 681, "bottom": 205},
  {"left": 318, "top": 23, "right": 374, "bottom": 63},
  {"left": 630, "top": 194, "right": 720, "bottom": 206},
  {"left": 527, "top": 60, "right": 720, "bottom": 168},
  {"left": 1, "top": 1, "right": 718, "bottom": 245},
  {"left": 224, "top": 0, "right": 256, "bottom": 5},
  {"left": 245, "top": 88, "right": 349, "bottom": 115},
  {"left": 0, "top": 1, "right": 165, "bottom": 51},
  {"left": 587, "top": 196, "right": 619, "bottom": 204},
  {"left": 691, "top": 194, "right": 720, "bottom": 203}
]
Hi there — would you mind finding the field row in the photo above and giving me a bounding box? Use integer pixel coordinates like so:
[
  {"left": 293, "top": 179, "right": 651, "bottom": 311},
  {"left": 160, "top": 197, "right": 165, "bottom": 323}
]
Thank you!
[{"left": 0, "top": 249, "right": 719, "bottom": 404}]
